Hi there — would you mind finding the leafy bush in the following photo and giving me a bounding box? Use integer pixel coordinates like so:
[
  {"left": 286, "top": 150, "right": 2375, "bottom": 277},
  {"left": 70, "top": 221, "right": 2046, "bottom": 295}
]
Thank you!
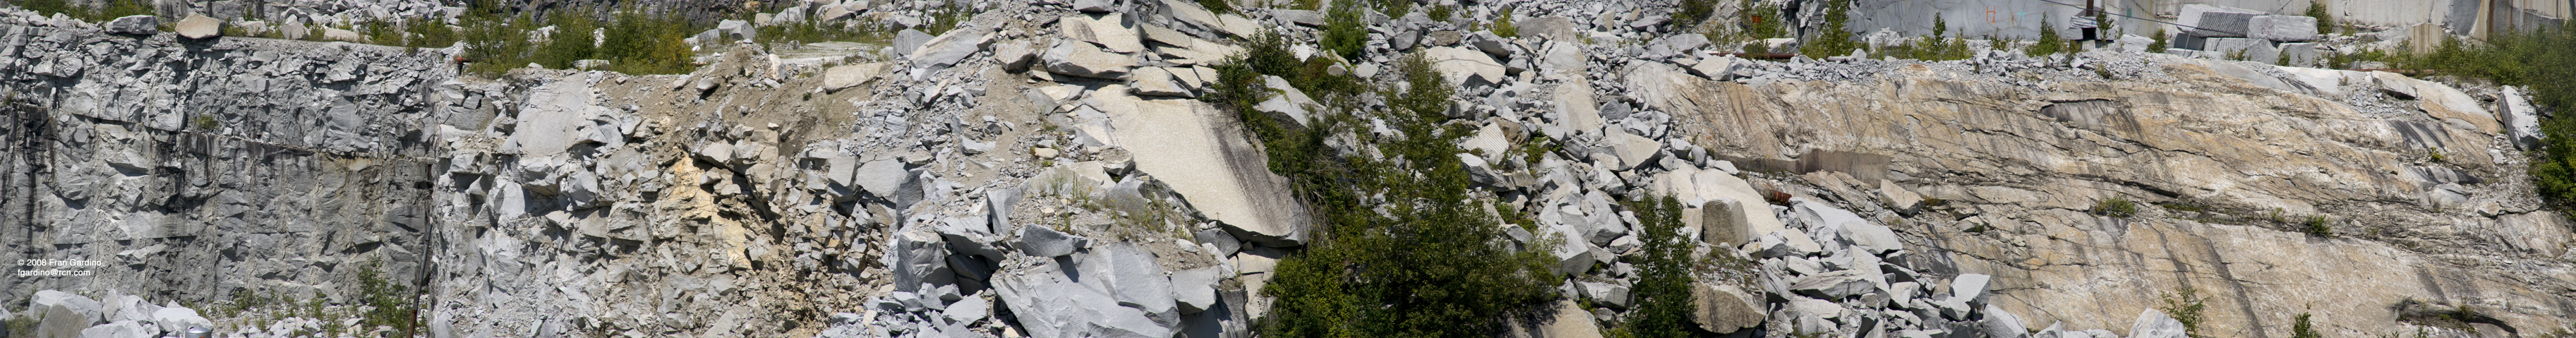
[
  {"left": 1492, "top": 7, "right": 1518, "bottom": 38},
  {"left": 459, "top": 7, "right": 700, "bottom": 76},
  {"left": 2303, "top": 215, "right": 2332, "bottom": 237},
  {"left": 192, "top": 114, "right": 219, "bottom": 131},
  {"left": 404, "top": 18, "right": 459, "bottom": 48},
  {"left": 2148, "top": 28, "right": 2168, "bottom": 53},
  {"left": 2448, "top": 23, "right": 2576, "bottom": 207},
  {"left": 356, "top": 260, "right": 420, "bottom": 337},
  {"left": 98, "top": 0, "right": 148, "bottom": 19},
  {"left": 2028, "top": 18, "right": 2064, "bottom": 57},
  {"left": 532, "top": 12, "right": 599, "bottom": 70},
  {"left": 2161, "top": 286, "right": 2208, "bottom": 338},
  {"left": 2093, "top": 194, "right": 2137, "bottom": 218},
  {"left": 1798, "top": 0, "right": 1858, "bottom": 57},
  {"left": 1619, "top": 196, "right": 1698, "bottom": 338},
  {"left": 2304, "top": 1, "right": 2334, "bottom": 34},
  {"left": 1320, "top": 1, "right": 1368, "bottom": 60},
  {"left": 1738, "top": 0, "right": 1783, "bottom": 40},
  {"left": 1675, "top": 0, "right": 1716, "bottom": 28},
  {"left": 1221, "top": 32, "right": 1559, "bottom": 338},
  {"left": 1886, "top": 16, "right": 1970, "bottom": 61},
  {"left": 13, "top": 0, "right": 83, "bottom": 19}
]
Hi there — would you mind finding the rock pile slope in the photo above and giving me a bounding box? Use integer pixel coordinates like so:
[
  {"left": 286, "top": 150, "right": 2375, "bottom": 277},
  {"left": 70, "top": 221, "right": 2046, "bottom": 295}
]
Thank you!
[{"left": 0, "top": 0, "right": 2570, "bottom": 337}]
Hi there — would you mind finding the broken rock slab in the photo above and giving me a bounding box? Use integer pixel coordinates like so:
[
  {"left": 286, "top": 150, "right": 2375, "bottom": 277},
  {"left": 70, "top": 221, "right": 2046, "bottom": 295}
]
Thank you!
[
  {"left": 1043, "top": 40, "right": 1140, "bottom": 79},
  {"left": 1426, "top": 46, "right": 1507, "bottom": 88},
  {"left": 821, "top": 63, "right": 890, "bottom": 92},
  {"left": 1692, "top": 282, "right": 1765, "bottom": 334},
  {"left": 911, "top": 28, "right": 992, "bottom": 68},
  {"left": 106, "top": 15, "right": 157, "bottom": 35},
  {"left": 2130, "top": 308, "right": 2187, "bottom": 338},
  {"left": 1095, "top": 87, "right": 1313, "bottom": 246},
  {"left": 1017, "top": 224, "right": 1092, "bottom": 257},
  {"left": 174, "top": 14, "right": 220, "bottom": 39}
]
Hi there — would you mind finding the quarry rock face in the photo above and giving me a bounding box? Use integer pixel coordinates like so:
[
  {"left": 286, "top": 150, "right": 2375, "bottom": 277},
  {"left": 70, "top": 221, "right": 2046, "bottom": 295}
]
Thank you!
[{"left": 0, "top": 1, "right": 2569, "bottom": 338}]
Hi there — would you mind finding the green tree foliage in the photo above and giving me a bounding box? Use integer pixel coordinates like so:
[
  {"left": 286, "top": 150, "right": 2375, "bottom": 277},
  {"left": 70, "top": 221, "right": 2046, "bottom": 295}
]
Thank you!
[
  {"left": 1493, "top": 7, "right": 1519, "bottom": 38},
  {"left": 1675, "top": 0, "right": 1716, "bottom": 28},
  {"left": 533, "top": 11, "right": 599, "bottom": 70},
  {"left": 99, "top": 0, "right": 149, "bottom": 18},
  {"left": 2161, "top": 286, "right": 2209, "bottom": 338},
  {"left": 14, "top": 0, "right": 85, "bottom": 19},
  {"left": 2453, "top": 23, "right": 2576, "bottom": 207},
  {"left": 16, "top": 0, "right": 151, "bottom": 22},
  {"left": 458, "top": 6, "right": 701, "bottom": 76},
  {"left": 1738, "top": 0, "right": 1783, "bottom": 40},
  {"left": 1321, "top": 1, "right": 1368, "bottom": 60},
  {"left": 1798, "top": 0, "right": 1858, "bottom": 56},
  {"left": 2029, "top": 18, "right": 2065, "bottom": 57},
  {"left": 1619, "top": 196, "right": 1698, "bottom": 338},
  {"left": 598, "top": 10, "right": 701, "bottom": 75},
  {"left": 2148, "top": 28, "right": 2169, "bottom": 53},
  {"left": 355, "top": 260, "right": 421, "bottom": 337},
  {"left": 404, "top": 18, "right": 459, "bottom": 48},
  {"left": 1210, "top": 32, "right": 1559, "bottom": 338},
  {"left": 2304, "top": 1, "right": 2335, "bottom": 33}
]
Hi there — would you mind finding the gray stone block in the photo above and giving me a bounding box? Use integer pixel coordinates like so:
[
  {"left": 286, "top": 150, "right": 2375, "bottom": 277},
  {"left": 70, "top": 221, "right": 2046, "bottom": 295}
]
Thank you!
[
  {"left": 2249, "top": 16, "right": 2321, "bottom": 42},
  {"left": 887, "top": 229, "right": 954, "bottom": 293},
  {"left": 106, "top": 16, "right": 158, "bottom": 35},
  {"left": 2280, "top": 42, "right": 2321, "bottom": 67},
  {"left": 1016, "top": 225, "right": 1090, "bottom": 258},
  {"left": 2189, "top": 12, "right": 2261, "bottom": 37},
  {"left": 2130, "top": 308, "right": 2188, "bottom": 338},
  {"left": 2201, "top": 37, "right": 2277, "bottom": 63},
  {"left": 1950, "top": 274, "right": 1993, "bottom": 308},
  {"left": 2177, "top": 4, "right": 2265, "bottom": 37}
]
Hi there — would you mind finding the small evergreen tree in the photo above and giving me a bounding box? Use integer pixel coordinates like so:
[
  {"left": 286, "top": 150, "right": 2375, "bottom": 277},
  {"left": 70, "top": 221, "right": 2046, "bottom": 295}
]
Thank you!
[
  {"left": 1320, "top": 1, "right": 1368, "bottom": 59},
  {"left": 2305, "top": 1, "right": 2335, "bottom": 34},
  {"left": 1620, "top": 196, "right": 1699, "bottom": 338},
  {"left": 1798, "top": 0, "right": 1856, "bottom": 56},
  {"left": 2030, "top": 18, "right": 2065, "bottom": 57},
  {"left": 2149, "top": 28, "right": 2169, "bottom": 53}
]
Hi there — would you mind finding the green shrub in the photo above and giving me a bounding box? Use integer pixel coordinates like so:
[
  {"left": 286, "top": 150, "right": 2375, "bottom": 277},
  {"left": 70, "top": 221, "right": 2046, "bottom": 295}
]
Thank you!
[
  {"left": 1388, "top": 53, "right": 1454, "bottom": 119},
  {"left": 99, "top": 0, "right": 148, "bottom": 19},
  {"left": 1428, "top": 4, "right": 1453, "bottom": 22},
  {"left": 405, "top": 18, "right": 459, "bottom": 48},
  {"left": 1896, "top": 16, "right": 1971, "bottom": 61},
  {"left": 2093, "top": 194, "right": 2138, "bottom": 218},
  {"left": 2303, "top": 215, "right": 2332, "bottom": 237},
  {"left": 14, "top": 0, "right": 83, "bottom": 19},
  {"left": 1227, "top": 30, "right": 1558, "bottom": 338},
  {"left": 1196, "top": 0, "right": 1234, "bottom": 13},
  {"left": 2304, "top": 1, "right": 2334, "bottom": 34},
  {"left": 356, "top": 260, "right": 420, "bottom": 337},
  {"left": 1492, "top": 7, "right": 1518, "bottom": 38},
  {"left": 1320, "top": 1, "right": 1367, "bottom": 60},
  {"left": 459, "top": 7, "right": 701, "bottom": 76},
  {"left": 1798, "top": 0, "right": 1858, "bottom": 57},
  {"left": 2293, "top": 313, "right": 2323, "bottom": 338},
  {"left": 1619, "top": 196, "right": 1698, "bottom": 338},
  {"left": 532, "top": 11, "right": 598, "bottom": 70},
  {"left": 2467, "top": 23, "right": 2576, "bottom": 207},
  {"left": 2029, "top": 18, "right": 2064, "bottom": 57},
  {"left": 2149, "top": 28, "right": 2168, "bottom": 53},
  {"left": 192, "top": 114, "right": 219, "bottom": 131},
  {"left": 2161, "top": 286, "right": 2209, "bottom": 338},
  {"left": 1675, "top": 0, "right": 1716, "bottom": 28},
  {"left": 1738, "top": 0, "right": 1783, "bottom": 40}
]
